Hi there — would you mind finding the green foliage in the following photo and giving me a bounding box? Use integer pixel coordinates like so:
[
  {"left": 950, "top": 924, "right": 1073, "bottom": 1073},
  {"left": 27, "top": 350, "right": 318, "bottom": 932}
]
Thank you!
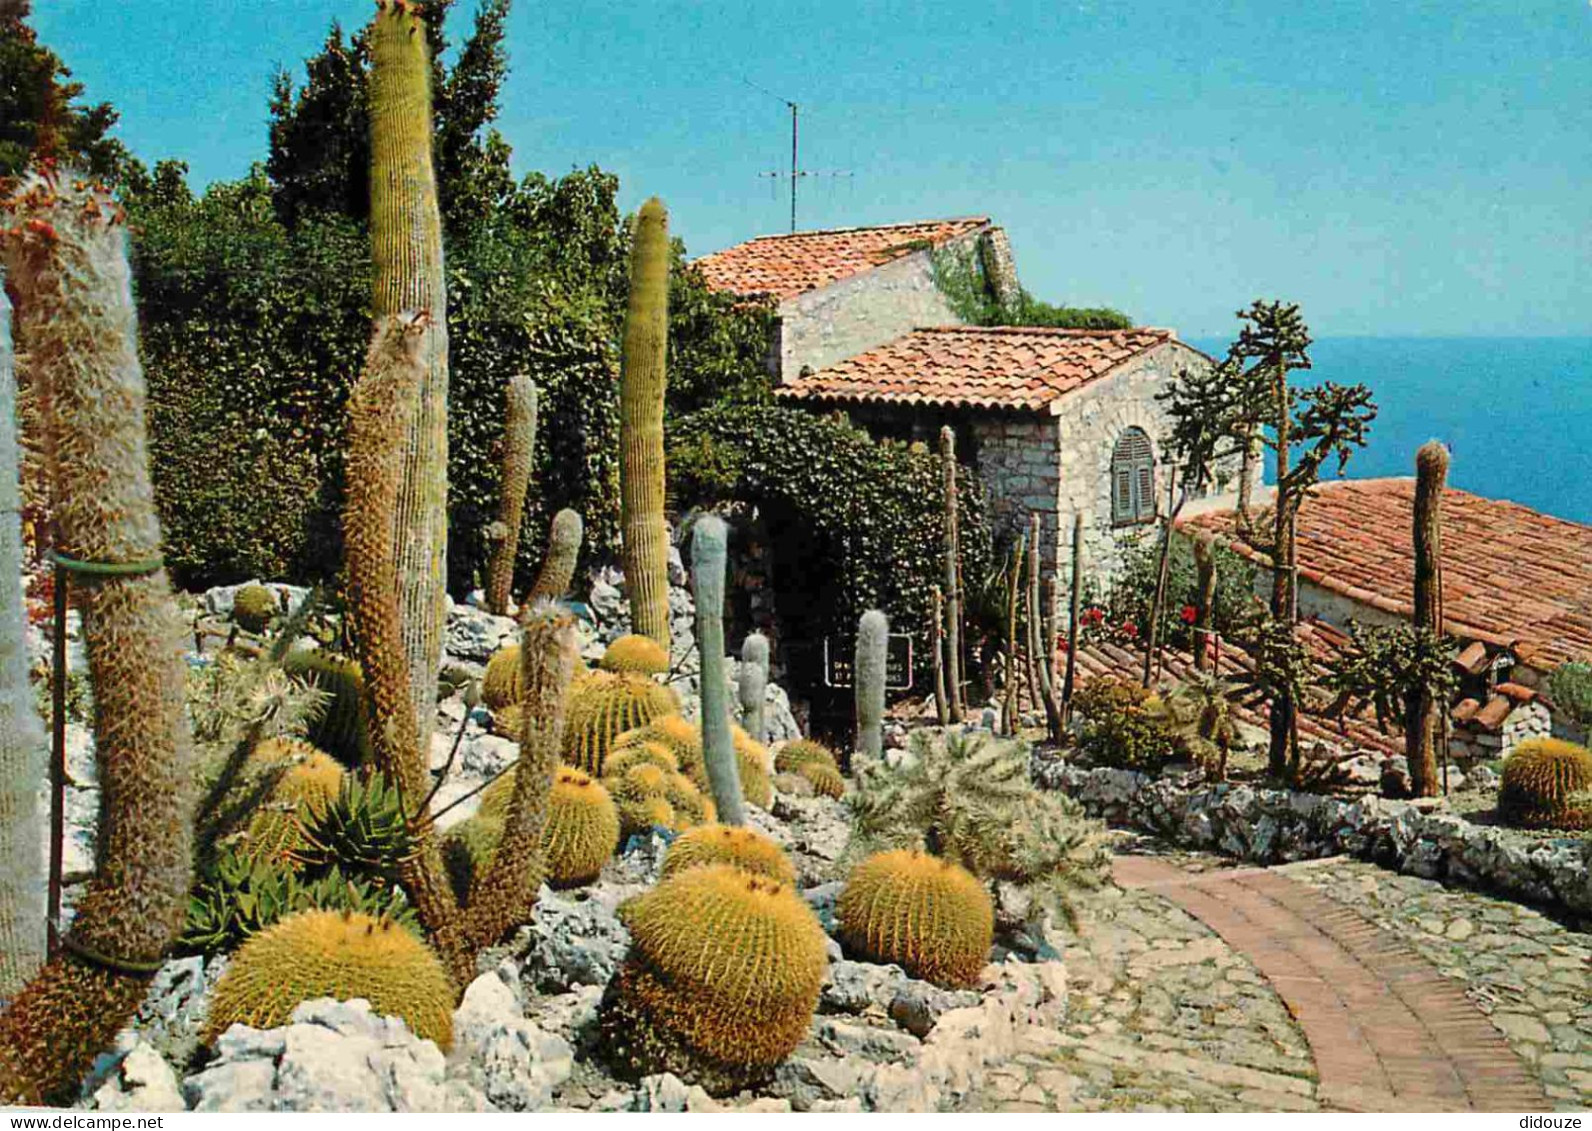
[
  {"left": 1072, "top": 677, "right": 1178, "bottom": 772},
  {"left": 847, "top": 729, "right": 1108, "bottom": 924},
  {"left": 930, "top": 245, "right": 1131, "bottom": 329},
  {"left": 1327, "top": 621, "right": 1459, "bottom": 733},
  {"left": 1145, "top": 671, "right": 1244, "bottom": 777},
  {"left": 669, "top": 404, "right": 995, "bottom": 670},
  {"left": 180, "top": 844, "right": 417, "bottom": 959},
  {"left": 1546, "top": 663, "right": 1592, "bottom": 729},
  {"left": 294, "top": 772, "right": 413, "bottom": 885},
  {"left": 1106, "top": 531, "right": 1261, "bottom": 648},
  {"left": 231, "top": 584, "right": 278, "bottom": 634}
]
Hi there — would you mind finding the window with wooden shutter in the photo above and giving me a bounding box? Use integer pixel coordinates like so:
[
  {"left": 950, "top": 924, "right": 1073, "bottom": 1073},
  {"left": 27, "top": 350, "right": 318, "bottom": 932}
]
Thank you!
[{"left": 1111, "top": 428, "right": 1156, "bottom": 526}]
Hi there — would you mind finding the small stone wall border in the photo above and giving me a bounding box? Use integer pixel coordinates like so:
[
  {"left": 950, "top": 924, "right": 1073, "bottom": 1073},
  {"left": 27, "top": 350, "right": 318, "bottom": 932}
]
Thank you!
[{"left": 1034, "top": 758, "right": 1591, "bottom": 922}]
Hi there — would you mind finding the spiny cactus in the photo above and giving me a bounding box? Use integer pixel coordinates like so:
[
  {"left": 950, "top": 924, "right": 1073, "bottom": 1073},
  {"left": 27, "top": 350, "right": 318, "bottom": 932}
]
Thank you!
[
  {"left": 440, "top": 814, "right": 505, "bottom": 903},
  {"left": 620, "top": 198, "right": 671, "bottom": 646},
  {"left": 837, "top": 849, "right": 993, "bottom": 989},
  {"left": 0, "top": 280, "right": 45, "bottom": 1004},
  {"left": 662, "top": 824, "right": 796, "bottom": 885},
  {"left": 797, "top": 761, "right": 845, "bottom": 800},
  {"left": 600, "top": 863, "right": 828, "bottom": 1094},
  {"left": 855, "top": 610, "right": 888, "bottom": 762},
  {"left": 481, "top": 643, "right": 524, "bottom": 710},
  {"left": 564, "top": 670, "right": 679, "bottom": 777},
  {"left": 613, "top": 715, "right": 769, "bottom": 809},
  {"left": 242, "top": 738, "right": 346, "bottom": 865},
  {"left": 602, "top": 738, "right": 681, "bottom": 780},
  {"left": 489, "top": 703, "right": 523, "bottom": 739},
  {"left": 525, "top": 508, "right": 583, "bottom": 604},
  {"left": 283, "top": 648, "right": 372, "bottom": 769},
  {"left": 600, "top": 634, "right": 671, "bottom": 676},
  {"left": 774, "top": 738, "right": 840, "bottom": 776},
  {"left": 477, "top": 765, "right": 619, "bottom": 888},
  {"left": 232, "top": 584, "right": 278, "bottom": 634},
  {"left": 941, "top": 426, "right": 965, "bottom": 722},
  {"left": 0, "top": 171, "right": 198, "bottom": 1104},
  {"left": 1498, "top": 738, "right": 1592, "bottom": 830},
  {"left": 486, "top": 375, "right": 537, "bottom": 616},
  {"left": 738, "top": 632, "right": 769, "bottom": 744},
  {"left": 1408, "top": 440, "right": 1449, "bottom": 797},
  {"left": 692, "top": 516, "right": 744, "bottom": 824},
  {"left": 203, "top": 909, "right": 454, "bottom": 1051},
  {"left": 605, "top": 760, "right": 714, "bottom": 838},
  {"left": 733, "top": 727, "right": 774, "bottom": 809},
  {"left": 369, "top": 0, "right": 449, "bottom": 752}
]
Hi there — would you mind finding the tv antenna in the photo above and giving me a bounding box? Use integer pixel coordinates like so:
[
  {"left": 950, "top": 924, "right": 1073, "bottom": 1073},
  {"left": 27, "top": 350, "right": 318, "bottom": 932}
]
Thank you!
[{"left": 741, "top": 77, "right": 853, "bottom": 233}]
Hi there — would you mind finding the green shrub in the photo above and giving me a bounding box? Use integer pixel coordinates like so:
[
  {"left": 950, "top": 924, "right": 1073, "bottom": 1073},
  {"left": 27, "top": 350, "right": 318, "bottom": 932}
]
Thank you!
[
  {"left": 669, "top": 404, "right": 995, "bottom": 679},
  {"left": 1104, "top": 530, "right": 1261, "bottom": 649},
  {"left": 1547, "top": 662, "right": 1592, "bottom": 729},
  {"left": 1072, "top": 677, "right": 1178, "bottom": 771}
]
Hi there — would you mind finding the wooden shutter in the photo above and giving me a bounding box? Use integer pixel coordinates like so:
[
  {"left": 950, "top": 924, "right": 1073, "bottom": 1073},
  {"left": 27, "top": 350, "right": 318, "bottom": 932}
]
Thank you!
[
  {"left": 1136, "top": 461, "right": 1155, "bottom": 521},
  {"left": 1111, "top": 428, "right": 1155, "bottom": 525}
]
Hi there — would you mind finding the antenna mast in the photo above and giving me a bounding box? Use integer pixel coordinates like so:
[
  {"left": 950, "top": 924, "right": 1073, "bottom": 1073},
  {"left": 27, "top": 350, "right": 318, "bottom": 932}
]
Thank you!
[{"left": 744, "top": 77, "right": 850, "bottom": 233}]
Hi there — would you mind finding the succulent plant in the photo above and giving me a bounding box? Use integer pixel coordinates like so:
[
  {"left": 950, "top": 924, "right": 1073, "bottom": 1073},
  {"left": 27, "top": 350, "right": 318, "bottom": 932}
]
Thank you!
[
  {"left": 661, "top": 824, "right": 796, "bottom": 885},
  {"left": 231, "top": 584, "right": 279, "bottom": 634},
  {"left": 738, "top": 632, "right": 769, "bottom": 743},
  {"left": 563, "top": 670, "right": 678, "bottom": 777},
  {"left": 774, "top": 738, "right": 840, "bottom": 776},
  {"left": 203, "top": 909, "right": 454, "bottom": 1050},
  {"left": 599, "top": 634, "right": 671, "bottom": 676},
  {"left": 293, "top": 771, "right": 412, "bottom": 885},
  {"left": 525, "top": 508, "right": 583, "bottom": 604},
  {"left": 691, "top": 516, "right": 744, "bottom": 824},
  {"left": 283, "top": 649, "right": 373, "bottom": 769},
  {"left": 486, "top": 375, "right": 538, "bottom": 616},
  {"left": 476, "top": 765, "right": 619, "bottom": 888},
  {"left": 619, "top": 198, "right": 672, "bottom": 647},
  {"left": 481, "top": 643, "right": 524, "bottom": 711},
  {"left": 614, "top": 716, "right": 770, "bottom": 810},
  {"left": 605, "top": 760, "right": 714, "bottom": 838},
  {"left": 836, "top": 849, "right": 993, "bottom": 989},
  {"left": 599, "top": 863, "right": 828, "bottom": 1094},
  {"left": 241, "top": 738, "right": 346, "bottom": 865},
  {"left": 1498, "top": 738, "right": 1592, "bottom": 830},
  {"left": 855, "top": 610, "right": 888, "bottom": 762},
  {"left": 796, "top": 761, "right": 846, "bottom": 800}
]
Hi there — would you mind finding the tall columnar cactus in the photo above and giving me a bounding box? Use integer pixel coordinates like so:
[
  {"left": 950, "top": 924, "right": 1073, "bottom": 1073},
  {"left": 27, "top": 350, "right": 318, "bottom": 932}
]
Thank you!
[
  {"left": 0, "top": 281, "right": 46, "bottom": 1006},
  {"left": 930, "top": 585, "right": 949, "bottom": 725},
  {"left": 369, "top": 0, "right": 449, "bottom": 750},
  {"left": 525, "top": 508, "right": 583, "bottom": 604},
  {"left": 485, "top": 375, "right": 538, "bottom": 615},
  {"left": 1192, "top": 531, "right": 1217, "bottom": 673},
  {"left": 738, "top": 632, "right": 769, "bottom": 744},
  {"left": 619, "top": 198, "right": 671, "bottom": 646},
  {"left": 855, "top": 610, "right": 888, "bottom": 762},
  {"left": 692, "top": 516, "right": 745, "bottom": 825},
  {"left": 0, "top": 172, "right": 198, "bottom": 1104},
  {"left": 940, "top": 427, "right": 964, "bottom": 721},
  {"left": 1407, "top": 441, "right": 1449, "bottom": 797}
]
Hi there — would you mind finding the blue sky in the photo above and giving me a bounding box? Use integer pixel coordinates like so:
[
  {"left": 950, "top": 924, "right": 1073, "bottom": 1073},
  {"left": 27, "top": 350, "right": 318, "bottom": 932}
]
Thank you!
[{"left": 33, "top": 0, "right": 1592, "bottom": 337}]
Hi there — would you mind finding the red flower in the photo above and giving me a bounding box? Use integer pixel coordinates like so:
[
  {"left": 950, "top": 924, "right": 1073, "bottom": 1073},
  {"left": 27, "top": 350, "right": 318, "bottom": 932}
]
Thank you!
[
  {"left": 1081, "top": 607, "right": 1105, "bottom": 627},
  {"left": 1180, "top": 604, "right": 1198, "bottom": 625},
  {"left": 1121, "top": 621, "right": 1139, "bottom": 639}
]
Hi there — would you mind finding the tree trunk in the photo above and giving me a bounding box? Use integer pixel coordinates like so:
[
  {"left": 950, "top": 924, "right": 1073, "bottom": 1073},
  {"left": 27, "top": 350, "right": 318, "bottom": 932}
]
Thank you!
[
  {"left": 0, "top": 282, "right": 46, "bottom": 1005},
  {"left": 1407, "top": 442, "right": 1449, "bottom": 797},
  {"left": 0, "top": 175, "right": 197, "bottom": 1103},
  {"left": 618, "top": 199, "right": 671, "bottom": 645},
  {"left": 1143, "top": 469, "right": 1181, "bottom": 688},
  {"left": 1193, "top": 532, "right": 1217, "bottom": 673},
  {"left": 1061, "top": 513, "right": 1083, "bottom": 723},
  {"left": 1235, "top": 421, "right": 1257, "bottom": 537},
  {"left": 940, "top": 427, "right": 964, "bottom": 721},
  {"left": 1268, "top": 359, "right": 1294, "bottom": 778},
  {"left": 369, "top": 1, "right": 449, "bottom": 754}
]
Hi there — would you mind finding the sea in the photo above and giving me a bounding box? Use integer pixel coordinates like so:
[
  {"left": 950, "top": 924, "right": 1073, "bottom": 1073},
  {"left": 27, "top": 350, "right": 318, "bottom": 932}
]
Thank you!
[{"left": 1185, "top": 336, "right": 1592, "bottom": 527}]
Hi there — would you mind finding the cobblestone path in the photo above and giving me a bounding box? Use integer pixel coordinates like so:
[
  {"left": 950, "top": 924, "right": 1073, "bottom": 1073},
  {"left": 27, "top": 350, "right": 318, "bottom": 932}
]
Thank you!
[{"left": 964, "top": 838, "right": 1586, "bottom": 1113}]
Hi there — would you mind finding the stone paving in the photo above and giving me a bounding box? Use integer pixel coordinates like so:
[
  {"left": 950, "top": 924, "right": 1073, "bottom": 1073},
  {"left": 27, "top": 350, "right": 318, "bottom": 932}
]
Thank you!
[
  {"left": 1281, "top": 856, "right": 1591, "bottom": 1112},
  {"left": 963, "top": 835, "right": 1587, "bottom": 1112}
]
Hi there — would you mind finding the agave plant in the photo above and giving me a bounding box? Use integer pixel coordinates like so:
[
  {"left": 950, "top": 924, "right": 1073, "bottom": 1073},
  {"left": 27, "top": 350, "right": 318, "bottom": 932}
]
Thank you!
[
  {"left": 1146, "top": 669, "right": 1244, "bottom": 780},
  {"left": 846, "top": 728, "right": 1109, "bottom": 929},
  {"left": 294, "top": 771, "right": 414, "bottom": 884}
]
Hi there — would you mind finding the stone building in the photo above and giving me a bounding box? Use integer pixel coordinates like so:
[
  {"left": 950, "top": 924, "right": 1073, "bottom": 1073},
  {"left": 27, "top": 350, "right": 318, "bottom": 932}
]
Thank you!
[
  {"left": 1181, "top": 478, "right": 1592, "bottom": 758},
  {"left": 773, "top": 324, "right": 1241, "bottom": 585},
  {"left": 695, "top": 217, "right": 1017, "bottom": 382}
]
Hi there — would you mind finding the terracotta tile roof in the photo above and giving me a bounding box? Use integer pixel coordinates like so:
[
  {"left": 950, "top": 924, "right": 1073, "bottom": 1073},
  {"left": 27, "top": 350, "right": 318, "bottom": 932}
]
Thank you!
[
  {"left": 773, "top": 326, "right": 1179, "bottom": 412},
  {"left": 1181, "top": 479, "right": 1592, "bottom": 671},
  {"left": 694, "top": 217, "right": 990, "bottom": 300}
]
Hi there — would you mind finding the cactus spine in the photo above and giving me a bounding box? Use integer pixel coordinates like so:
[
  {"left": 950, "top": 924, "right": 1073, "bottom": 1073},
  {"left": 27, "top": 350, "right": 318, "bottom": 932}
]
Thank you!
[
  {"left": 0, "top": 173, "right": 198, "bottom": 1103},
  {"left": 486, "top": 375, "right": 537, "bottom": 615},
  {"left": 0, "top": 281, "right": 46, "bottom": 1005},
  {"left": 525, "top": 507, "right": 583, "bottom": 604},
  {"left": 619, "top": 198, "right": 671, "bottom": 646},
  {"left": 738, "top": 632, "right": 769, "bottom": 744},
  {"left": 1408, "top": 440, "right": 1449, "bottom": 797},
  {"left": 940, "top": 427, "right": 964, "bottom": 721},
  {"left": 692, "top": 516, "right": 745, "bottom": 825},
  {"left": 369, "top": 0, "right": 449, "bottom": 751},
  {"left": 856, "top": 610, "right": 888, "bottom": 762}
]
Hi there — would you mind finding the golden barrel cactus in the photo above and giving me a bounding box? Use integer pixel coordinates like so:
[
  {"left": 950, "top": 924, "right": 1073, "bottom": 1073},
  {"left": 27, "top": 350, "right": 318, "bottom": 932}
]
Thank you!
[
  {"left": 774, "top": 738, "right": 840, "bottom": 776},
  {"left": 478, "top": 765, "right": 620, "bottom": 887},
  {"left": 613, "top": 716, "right": 772, "bottom": 810},
  {"left": 662, "top": 824, "right": 796, "bottom": 885},
  {"left": 600, "top": 634, "right": 671, "bottom": 675},
  {"left": 564, "top": 671, "right": 678, "bottom": 777},
  {"left": 481, "top": 643, "right": 524, "bottom": 711},
  {"left": 243, "top": 738, "right": 346, "bottom": 863},
  {"left": 600, "top": 864, "right": 827, "bottom": 1094},
  {"left": 837, "top": 849, "right": 993, "bottom": 989},
  {"left": 203, "top": 909, "right": 454, "bottom": 1050},
  {"left": 1498, "top": 738, "right": 1592, "bottom": 830},
  {"left": 605, "top": 761, "right": 713, "bottom": 838},
  {"left": 797, "top": 761, "right": 846, "bottom": 800}
]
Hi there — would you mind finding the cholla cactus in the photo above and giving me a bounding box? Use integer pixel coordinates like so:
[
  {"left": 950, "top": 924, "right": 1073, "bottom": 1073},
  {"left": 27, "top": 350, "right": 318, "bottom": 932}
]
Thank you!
[
  {"left": 738, "top": 632, "right": 769, "bottom": 744},
  {"left": 0, "top": 170, "right": 197, "bottom": 1103},
  {"left": 0, "top": 281, "right": 46, "bottom": 1005}
]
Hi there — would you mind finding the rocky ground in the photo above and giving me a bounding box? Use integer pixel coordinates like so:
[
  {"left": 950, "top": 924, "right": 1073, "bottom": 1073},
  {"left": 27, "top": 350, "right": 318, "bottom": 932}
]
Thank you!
[{"left": 1281, "top": 855, "right": 1591, "bottom": 1110}]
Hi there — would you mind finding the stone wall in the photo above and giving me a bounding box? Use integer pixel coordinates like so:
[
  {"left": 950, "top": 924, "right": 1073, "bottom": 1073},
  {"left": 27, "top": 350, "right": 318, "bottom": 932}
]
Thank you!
[
  {"left": 776, "top": 232, "right": 980, "bottom": 381},
  {"left": 1034, "top": 757, "right": 1592, "bottom": 922},
  {"left": 967, "top": 412, "right": 1060, "bottom": 546}
]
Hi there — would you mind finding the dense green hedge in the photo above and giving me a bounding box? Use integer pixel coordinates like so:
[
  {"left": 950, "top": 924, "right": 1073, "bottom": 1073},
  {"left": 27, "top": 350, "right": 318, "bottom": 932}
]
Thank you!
[{"left": 669, "top": 403, "right": 995, "bottom": 665}]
